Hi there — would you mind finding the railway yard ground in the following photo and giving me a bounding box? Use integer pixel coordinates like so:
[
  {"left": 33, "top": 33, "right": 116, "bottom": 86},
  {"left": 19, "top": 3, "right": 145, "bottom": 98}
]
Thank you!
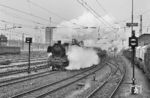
[
  {"left": 113, "top": 55, "right": 150, "bottom": 98},
  {"left": 0, "top": 52, "right": 122, "bottom": 98},
  {"left": 0, "top": 52, "right": 150, "bottom": 98}
]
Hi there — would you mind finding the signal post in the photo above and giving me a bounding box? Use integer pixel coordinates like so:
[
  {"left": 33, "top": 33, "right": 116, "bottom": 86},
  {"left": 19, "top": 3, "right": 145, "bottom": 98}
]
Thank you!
[
  {"left": 126, "top": 0, "right": 139, "bottom": 94},
  {"left": 26, "top": 37, "right": 32, "bottom": 73}
]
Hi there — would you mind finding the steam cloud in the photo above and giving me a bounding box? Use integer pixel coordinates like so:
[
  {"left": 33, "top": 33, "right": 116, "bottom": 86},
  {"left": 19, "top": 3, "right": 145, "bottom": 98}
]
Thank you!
[
  {"left": 53, "top": 12, "right": 129, "bottom": 52},
  {"left": 66, "top": 46, "right": 99, "bottom": 70}
]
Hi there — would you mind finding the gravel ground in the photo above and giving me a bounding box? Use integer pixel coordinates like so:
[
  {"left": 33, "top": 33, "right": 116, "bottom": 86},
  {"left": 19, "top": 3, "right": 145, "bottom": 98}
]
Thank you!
[
  {"left": 60, "top": 58, "right": 123, "bottom": 98},
  {"left": 0, "top": 70, "right": 80, "bottom": 98},
  {"left": 0, "top": 52, "right": 47, "bottom": 66},
  {"left": 18, "top": 65, "right": 101, "bottom": 98},
  {"left": 88, "top": 58, "right": 124, "bottom": 98},
  {"left": 0, "top": 57, "right": 110, "bottom": 98},
  {"left": 43, "top": 64, "right": 111, "bottom": 98},
  {"left": 0, "top": 52, "right": 46, "bottom": 60},
  {"left": 0, "top": 60, "right": 46, "bottom": 69},
  {"left": 113, "top": 55, "right": 150, "bottom": 98},
  {"left": 0, "top": 62, "right": 47, "bottom": 79},
  {"left": 73, "top": 66, "right": 111, "bottom": 98},
  {"left": 0, "top": 68, "right": 50, "bottom": 82},
  {"left": 88, "top": 74, "right": 122, "bottom": 98}
]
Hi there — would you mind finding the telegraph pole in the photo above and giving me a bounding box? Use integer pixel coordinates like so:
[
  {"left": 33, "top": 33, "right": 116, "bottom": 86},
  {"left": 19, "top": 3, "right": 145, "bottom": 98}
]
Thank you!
[
  {"left": 126, "top": 0, "right": 138, "bottom": 86},
  {"left": 131, "top": 0, "right": 135, "bottom": 86},
  {"left": 49, "top": 17, "right": 52, "bottom": 46},
  {"left": 126, "top": 0, "right": 138, "bottom": 94},
  {"left": 22, "top": 33, "right": 24, "bottom": 50},
  {"left": 139, "top": 15, "right": 142, "bottom": 36},
  {"left": 98, "top": 26, "right": 100, "bottom": 40},
  {"left": 25, "top": 37, "right": 32, "bottom": 73}
]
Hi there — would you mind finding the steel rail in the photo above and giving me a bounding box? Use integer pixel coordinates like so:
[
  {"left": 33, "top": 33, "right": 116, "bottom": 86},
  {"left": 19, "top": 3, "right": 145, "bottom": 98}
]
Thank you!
[
  {"left": 0, "top": 60, "right": 47, "bottom": 69},
  {"left": 36, "top": 64, "right": 107, "bottom": 98},
  {"left": 0, "top": 70, "right": 58, "bottom": 87},
  {"left": 108, "top": 62, "right": 126, "bottom": 98},
  {"left": 11, "top": 63, "right": 105, "bottom": 98},
  {"left": 86, "top": 62, "right": 119, "bottom": 98},
  {"left": 0, "top": 64, "right": 49, "bottom": 77}
]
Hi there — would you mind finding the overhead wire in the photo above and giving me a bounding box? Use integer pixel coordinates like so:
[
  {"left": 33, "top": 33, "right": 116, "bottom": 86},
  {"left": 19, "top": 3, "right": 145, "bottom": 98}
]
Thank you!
[
  {"left": 0, "top": 4, "right": 48, "bottom": 21},
  {"left": 94, "top": 0, "right": 121, "bottom": 30},
  {"left": 27, "top": 0, "right": 32, "bottom": 14},
  {"left": 95, "top": 0, "right": 119, "bottom": 24},
  {"left": 28, "top": 0, "right": 87, "bottom": 28},
  {"left": 0, "top": 3, "right": 68, "bottom": 27},
  {"left": 0, "top": 0, "right": 98, "bottom": 30},
  {"left": 142, "top": 9, "right": 150, "bottom": 15},
  {"left": 0, "top": 9, "right": 48, "bottom": 26},
  {"left": 76, "top": 0, "right": 107, "bottom": 26},
  {"left": 0, "top": 28, "right": 32, "bottom": 37},
  {"left": 95, "top": 0, "right": 108, "bottom": 14},
  {"left": 93, "top": 1, "right": 126, "bottom": 32},
  {"left": 0, "top": 0, "right": 105, "bottom": 31},
  {"left": 116, "top": 8, "right": 150, "bottom": 25},
  {"left": 0, "top": 19, "right": 46, "bottom": 29},
  {"left": 77, "top": 0, "right": 114, "bottom": 28},
  {"left": 0, "top": 19, "right": 89, "bottom": 30},
  {"left": 81, "top": 0, "right": 114, "bottom": 27}
]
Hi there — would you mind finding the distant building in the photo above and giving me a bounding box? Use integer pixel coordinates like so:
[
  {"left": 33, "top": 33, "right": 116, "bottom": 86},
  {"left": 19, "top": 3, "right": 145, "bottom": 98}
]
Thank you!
[
  {"left": 45, "top": 27, "right": 53, "bottom": 45},
  {"left": 138, "top": 34, "right": 150, "bottom": 46},
  {"left": 0, "top": 34, "right": 7, "bottom": 46}
]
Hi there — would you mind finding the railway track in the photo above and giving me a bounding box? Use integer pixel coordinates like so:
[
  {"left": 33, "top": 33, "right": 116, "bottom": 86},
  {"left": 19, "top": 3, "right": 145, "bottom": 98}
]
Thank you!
[
  {"left": 0, "top": 70, "right": 58, "bottom": 87},
  {"left": 10, "top": 63, "right": 107, "bottom": 98},
  {"left": 0, "top": 53, "right": 47, "bottom": 64},
  {"left": 10, "top": 57, "right": 47, "bottom": 63},
  {"left": 0, "top": 59, "right": 47, "bottom": 69},
  {"left": 0, "top": 63, "right": 49, "bottom": 77},
  {"left": 86, "top": 60, "right": 126, "bottom": 98}
]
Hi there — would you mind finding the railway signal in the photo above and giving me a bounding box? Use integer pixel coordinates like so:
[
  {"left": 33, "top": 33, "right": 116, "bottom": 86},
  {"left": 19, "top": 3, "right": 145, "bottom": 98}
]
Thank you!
[
  {"left": 128, "top": 30, "right": 138, "bottom": 94},
  {"left": 129, "top": 31, "right": 138, "bottom": 47},
  {"left": 26, "top": 37, "right": 32, "bottom": 73},
  {"left": 127, "top": 0, "right": 139, "bottom": 95}
]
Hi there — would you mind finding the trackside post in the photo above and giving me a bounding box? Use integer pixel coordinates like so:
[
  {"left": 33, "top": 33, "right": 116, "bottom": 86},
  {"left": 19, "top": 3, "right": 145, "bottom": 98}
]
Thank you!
[{"left": 25, "top": 37, "right": 32, "bottom": 74}]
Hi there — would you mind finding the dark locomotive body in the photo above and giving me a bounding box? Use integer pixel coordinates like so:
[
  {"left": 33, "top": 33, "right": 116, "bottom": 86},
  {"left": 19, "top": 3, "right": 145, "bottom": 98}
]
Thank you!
[
  {"left": 48, "top": 55, "right": 69, "bottom": 71},
  {"left": 47, "top": 42, "right": 69, "bottom": 71}
]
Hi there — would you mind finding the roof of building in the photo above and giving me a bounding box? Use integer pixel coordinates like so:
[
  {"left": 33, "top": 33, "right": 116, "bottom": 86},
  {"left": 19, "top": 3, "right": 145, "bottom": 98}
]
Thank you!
[
  {"left": 138, "top": 34, "right": 150, "bottom": 46},
  {"left": 138, "top": 34, "right": 150, "bottom": 39},
  {"left": 0, "top": 34, "right": 7, "bottom": 38}
]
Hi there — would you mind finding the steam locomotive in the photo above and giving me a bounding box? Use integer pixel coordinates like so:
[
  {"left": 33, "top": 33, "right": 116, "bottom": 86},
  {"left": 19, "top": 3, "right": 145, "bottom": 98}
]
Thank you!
[{"left": 47, "top": 41, "right": 69, "bottom": 71}]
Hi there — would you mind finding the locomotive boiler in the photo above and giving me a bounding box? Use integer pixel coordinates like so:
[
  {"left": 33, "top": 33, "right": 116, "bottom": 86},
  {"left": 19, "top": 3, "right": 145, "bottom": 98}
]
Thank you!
[{"left": 47, "top": 41, "right": 69, "bottom": 71}]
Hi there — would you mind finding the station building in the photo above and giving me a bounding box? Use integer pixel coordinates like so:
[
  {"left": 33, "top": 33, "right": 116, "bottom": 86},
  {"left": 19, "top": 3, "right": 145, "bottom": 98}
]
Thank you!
[{"left": 138, "top": 34, "right": 150, "bottom": 46}]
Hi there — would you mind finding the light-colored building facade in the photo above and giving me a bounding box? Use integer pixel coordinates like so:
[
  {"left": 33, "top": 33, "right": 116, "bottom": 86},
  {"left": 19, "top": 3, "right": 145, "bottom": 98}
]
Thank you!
[{"left": 45, "top": 27, "right": 53, "bottom": 46}]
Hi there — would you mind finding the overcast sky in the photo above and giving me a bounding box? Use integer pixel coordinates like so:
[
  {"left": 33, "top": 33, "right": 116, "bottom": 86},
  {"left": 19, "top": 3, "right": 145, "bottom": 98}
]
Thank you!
[
  {"left": 0, "top": 0, "right": 150, "bottom": 49},
  {"left": 0, "top": 0, "right": 150, "bottom": 23}
]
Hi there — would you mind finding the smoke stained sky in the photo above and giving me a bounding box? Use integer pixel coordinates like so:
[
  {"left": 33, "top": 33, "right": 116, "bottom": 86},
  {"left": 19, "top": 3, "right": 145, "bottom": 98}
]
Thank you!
[{"left": 0, "top": 0, "right": 150, "bottom": 49}]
